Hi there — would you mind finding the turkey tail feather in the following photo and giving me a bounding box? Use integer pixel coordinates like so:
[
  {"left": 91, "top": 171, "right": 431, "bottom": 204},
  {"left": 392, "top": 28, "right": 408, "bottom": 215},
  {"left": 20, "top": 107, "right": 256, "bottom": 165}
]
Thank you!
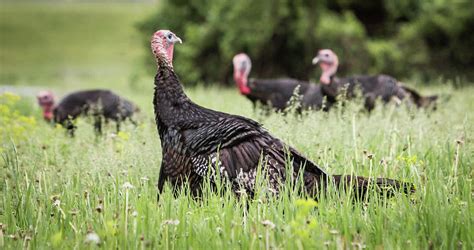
[
  {"left": 400, "top": 84, "right": 438, "bottom": 108},
  {"left": 332, "top": 175, "right": 415, "bottom": 199}
]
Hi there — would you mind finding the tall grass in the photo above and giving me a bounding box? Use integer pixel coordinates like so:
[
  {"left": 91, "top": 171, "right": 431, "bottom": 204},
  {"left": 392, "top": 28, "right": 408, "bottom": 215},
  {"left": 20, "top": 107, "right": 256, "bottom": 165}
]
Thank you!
[{"left": 1, "top": 85, "right": 472, "bottom": 249}]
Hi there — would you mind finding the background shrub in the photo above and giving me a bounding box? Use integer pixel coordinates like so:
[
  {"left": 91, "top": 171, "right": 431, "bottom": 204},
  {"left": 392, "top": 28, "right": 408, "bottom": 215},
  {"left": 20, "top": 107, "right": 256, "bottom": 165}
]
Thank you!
[{"left": 140, "top": 0, "right": 474, "bottom": 85}]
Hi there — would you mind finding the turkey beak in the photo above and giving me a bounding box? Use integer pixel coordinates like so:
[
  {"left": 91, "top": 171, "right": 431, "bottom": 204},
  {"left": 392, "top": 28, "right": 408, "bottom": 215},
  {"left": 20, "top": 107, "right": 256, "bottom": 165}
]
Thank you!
[
  {"left": 172, "top": 34, "right": 182, "bottom": 44},
  {"left": 312, "top": 56, "right": 320, "bottom": 65}
]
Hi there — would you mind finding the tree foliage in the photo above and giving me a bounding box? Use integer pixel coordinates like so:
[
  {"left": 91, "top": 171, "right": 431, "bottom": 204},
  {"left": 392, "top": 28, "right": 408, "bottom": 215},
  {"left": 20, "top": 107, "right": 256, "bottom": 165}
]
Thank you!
[{"left": 140, "top": 0, "right": 474, "bottom": 85}]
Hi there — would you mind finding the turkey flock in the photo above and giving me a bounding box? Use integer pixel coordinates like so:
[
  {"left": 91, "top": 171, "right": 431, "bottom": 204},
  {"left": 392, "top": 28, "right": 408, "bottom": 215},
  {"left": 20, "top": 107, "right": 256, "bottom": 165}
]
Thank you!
[
  {"left": 233, "top": 50, "right": 437, "bottom": 112},
  {"left": 33, "top": 29, "right": 442, "bottom": 200}
]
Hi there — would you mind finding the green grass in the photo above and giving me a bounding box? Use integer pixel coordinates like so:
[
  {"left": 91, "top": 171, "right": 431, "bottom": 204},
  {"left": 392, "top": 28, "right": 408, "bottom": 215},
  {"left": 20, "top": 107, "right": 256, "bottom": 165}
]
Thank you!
[
  {"left": 1, "top": 84, "right": 473, "bottom": 249},
  {"left": 1, "top": 2, "right": 473, "bottom": 249},
  {"left": 0, "top": 2, "right": 154, "bottom": 87}
]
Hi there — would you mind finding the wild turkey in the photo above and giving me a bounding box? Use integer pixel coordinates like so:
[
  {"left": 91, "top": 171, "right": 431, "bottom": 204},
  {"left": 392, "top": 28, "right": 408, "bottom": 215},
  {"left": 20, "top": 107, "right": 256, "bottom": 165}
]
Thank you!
[
  {"left": 151, "top": 29, "right": 413, "bottom": 200},
  {"left": 37, "top": 89, "right": 138, "bottom": 136},
  {"left": 233, "top": 53, "right": 325, "bottom": 112},
  {"left": 312, "top": 49, "right": 438, "bottom": 111}
]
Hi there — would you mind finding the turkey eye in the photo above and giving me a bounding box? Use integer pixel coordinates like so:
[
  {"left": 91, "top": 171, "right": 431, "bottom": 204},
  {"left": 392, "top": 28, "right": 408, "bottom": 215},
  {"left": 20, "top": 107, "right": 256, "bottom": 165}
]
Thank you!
[{"left": 167, "top": 34, "right": 173, "bottom": 40}]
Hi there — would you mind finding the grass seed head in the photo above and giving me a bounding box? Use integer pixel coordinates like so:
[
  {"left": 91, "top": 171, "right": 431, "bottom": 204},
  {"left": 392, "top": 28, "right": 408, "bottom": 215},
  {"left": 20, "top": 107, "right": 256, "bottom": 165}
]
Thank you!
[
  {"left": 95, "top": 205, "right": 103, "bottom": 213},
  {"left": 162, "top": 219, "right": 180, "bottom": 226},
  {"left": 69, "top": 209, "right": 79, "bottom": 216}
]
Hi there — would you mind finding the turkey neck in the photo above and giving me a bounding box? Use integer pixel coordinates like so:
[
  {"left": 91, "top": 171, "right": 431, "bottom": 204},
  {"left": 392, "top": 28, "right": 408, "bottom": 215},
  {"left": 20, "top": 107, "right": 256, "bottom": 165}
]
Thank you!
[
  {"left": 42, "top": 104, "right": 55, "bottom": 121},
  {"left": 320, "top": 75, "right": 342, "bottom": 101},
  {"left": 153, "top": 65, "right": 193, "bottom": 129}
]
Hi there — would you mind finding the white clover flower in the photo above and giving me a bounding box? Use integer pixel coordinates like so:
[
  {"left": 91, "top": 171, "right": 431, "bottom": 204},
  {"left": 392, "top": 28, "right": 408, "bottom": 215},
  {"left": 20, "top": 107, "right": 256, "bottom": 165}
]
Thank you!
[
  {"left": 261, "top": 220, "right": 275, "bottom": 229},
  {"left": 53, "top": 199, "right": 61, "bottom": 207},
  {"left": 122, "top": 182, "right": 134, "bottom": 189},
  {"left": 84, "top": 232, "right": 100, "bottom": 245}
]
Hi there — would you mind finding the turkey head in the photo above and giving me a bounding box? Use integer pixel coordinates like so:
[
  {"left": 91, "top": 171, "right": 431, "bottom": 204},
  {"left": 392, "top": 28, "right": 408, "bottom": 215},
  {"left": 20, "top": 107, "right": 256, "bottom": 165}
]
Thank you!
[
  {"left": 36, "top": 90, "right": 55, "bottom": 121},
  {"left": 312, "top": 49, "right": 339, "bottom": 84},
  {"left": 151, "top": 30, "right": 182, "bottom": 67},
  {"left": 232, "top": 53, "right": 252, "bottom": 95}
]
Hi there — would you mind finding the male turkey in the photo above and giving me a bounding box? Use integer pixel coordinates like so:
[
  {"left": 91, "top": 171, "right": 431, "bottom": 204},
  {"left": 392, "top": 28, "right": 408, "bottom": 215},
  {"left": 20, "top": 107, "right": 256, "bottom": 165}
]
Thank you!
[
  {"left": 37, "top": 89, "right": 138, "bottom": 136},
  {"left": 152, "top": 30, "right": 413, "bottom": 199},
  {"left": 233, "top": 53, "right": 326, "bottom": 112},
  {"left": 312, "top": 49, "right": 438, "bottom": 111}
]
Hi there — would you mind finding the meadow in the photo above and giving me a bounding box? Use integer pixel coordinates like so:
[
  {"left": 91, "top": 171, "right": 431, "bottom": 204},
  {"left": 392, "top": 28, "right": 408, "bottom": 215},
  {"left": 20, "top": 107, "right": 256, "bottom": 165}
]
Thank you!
[{"left": 1, "top": 2, "right": 473, "bottom": 249}]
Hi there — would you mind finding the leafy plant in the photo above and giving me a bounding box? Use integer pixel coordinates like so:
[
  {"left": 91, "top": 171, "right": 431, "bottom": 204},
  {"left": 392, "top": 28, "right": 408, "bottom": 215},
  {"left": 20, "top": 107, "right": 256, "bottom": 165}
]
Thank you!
[{"left": 0, "top": 92, "right": 36, "bottom": 152}]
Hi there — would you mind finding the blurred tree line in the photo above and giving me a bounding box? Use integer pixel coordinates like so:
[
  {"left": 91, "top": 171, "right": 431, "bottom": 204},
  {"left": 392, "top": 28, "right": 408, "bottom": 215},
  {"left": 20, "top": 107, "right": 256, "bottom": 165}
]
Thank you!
[{"left": 140, "top": 0, "right": 474, "bottom": 85}]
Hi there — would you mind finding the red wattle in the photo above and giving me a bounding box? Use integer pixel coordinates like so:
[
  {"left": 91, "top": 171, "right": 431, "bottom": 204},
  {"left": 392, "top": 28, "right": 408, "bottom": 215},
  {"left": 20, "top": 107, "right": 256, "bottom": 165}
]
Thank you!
[
  {"left": 235, "top": 76, "right": 251, "bottom": 95},
  {"left": 239, "top": 85, "right": 251, "bottom": 95},
  {"left": 40, "top": 103, "right": 54, "bottom": 121},
  {"left": 43, "top": 111, "right": 53, "bottom": 121}
]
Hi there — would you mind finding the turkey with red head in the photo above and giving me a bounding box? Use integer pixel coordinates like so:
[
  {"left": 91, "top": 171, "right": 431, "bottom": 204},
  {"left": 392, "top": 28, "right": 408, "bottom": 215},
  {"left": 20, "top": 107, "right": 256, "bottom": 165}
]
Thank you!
[
  {"left": 312, "top": 49, "right": 438, "bottom": 111},
  {"left": 151, "top": 29, "right": 413, "bottom": 200},
  {"left": 37, "top": 89, "right": 138, "bottom": 136},
  {"left": 233, "top": 53, "right": 326, "bottom": 112}
]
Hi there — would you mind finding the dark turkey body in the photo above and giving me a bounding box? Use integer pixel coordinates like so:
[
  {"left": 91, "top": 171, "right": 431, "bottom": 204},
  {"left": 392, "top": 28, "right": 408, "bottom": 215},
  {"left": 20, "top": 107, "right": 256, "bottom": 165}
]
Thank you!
[
  {"left": 246, "top": 78, "right": 325, "bottom": 112},
  {"left": 154, "top": 69, "right": 327, "bottom": 197},
  {"left": 54, "top": 89, "right": 137, "bottom": 135},
  {"left": 322, "top": 74, "right": 406, "bottom": 111},
  {"left": 322, "top": 74, "right": 437, "bottom": 110},
  {"left": 154, "top": 66, "right": 411, "bottom": 199}
]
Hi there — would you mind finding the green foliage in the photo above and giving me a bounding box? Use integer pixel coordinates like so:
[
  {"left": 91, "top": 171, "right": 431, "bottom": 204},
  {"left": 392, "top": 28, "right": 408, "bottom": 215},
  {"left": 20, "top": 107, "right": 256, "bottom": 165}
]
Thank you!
[
  {"left": 140, "top": 0, "right": 474, "bottom": 85},
  {"left": 398, "top": 0, "right": 474, "bottom": 75},
  {"left": 0, "top": 92, "right": 37, "bottom": 152}
]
